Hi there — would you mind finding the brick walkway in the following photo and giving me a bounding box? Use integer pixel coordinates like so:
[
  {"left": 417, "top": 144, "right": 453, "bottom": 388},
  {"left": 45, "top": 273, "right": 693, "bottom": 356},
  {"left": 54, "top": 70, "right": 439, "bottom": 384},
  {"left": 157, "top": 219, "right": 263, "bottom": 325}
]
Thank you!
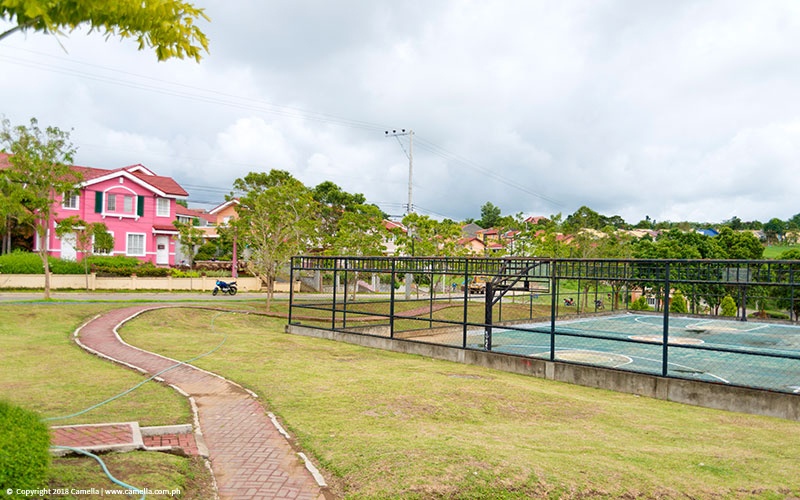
[{"left": 75, "top": 305, "right": 328, "bottom": 500}]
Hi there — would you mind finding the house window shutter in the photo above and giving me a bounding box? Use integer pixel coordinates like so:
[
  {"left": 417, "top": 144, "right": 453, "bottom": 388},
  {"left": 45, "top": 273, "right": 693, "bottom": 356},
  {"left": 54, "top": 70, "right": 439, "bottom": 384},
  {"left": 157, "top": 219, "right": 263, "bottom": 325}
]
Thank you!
[
  {"left": 94, "top": 192, "right": 103, "bottom": 213},
  {"left": 137, "top": 196, "right": 145, "bottom": 216}
]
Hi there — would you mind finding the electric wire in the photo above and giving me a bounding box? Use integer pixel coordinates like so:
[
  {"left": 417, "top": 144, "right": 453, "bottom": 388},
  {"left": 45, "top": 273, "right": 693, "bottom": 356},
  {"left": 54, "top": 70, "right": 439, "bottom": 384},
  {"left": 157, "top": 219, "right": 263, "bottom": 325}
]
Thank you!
[{"left": 2, "top": 44, "right": 566, "bottom": 212}]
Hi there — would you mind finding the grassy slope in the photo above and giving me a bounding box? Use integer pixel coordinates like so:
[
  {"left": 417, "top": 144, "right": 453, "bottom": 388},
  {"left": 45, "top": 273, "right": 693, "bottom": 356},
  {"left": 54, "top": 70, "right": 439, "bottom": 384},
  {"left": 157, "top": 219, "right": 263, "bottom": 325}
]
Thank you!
[
  {"left": 0, "top": 302, "right": 210, "bottom": 499},
  {"left": 120, "top": 307, "right": 800, "bottom": 499}
]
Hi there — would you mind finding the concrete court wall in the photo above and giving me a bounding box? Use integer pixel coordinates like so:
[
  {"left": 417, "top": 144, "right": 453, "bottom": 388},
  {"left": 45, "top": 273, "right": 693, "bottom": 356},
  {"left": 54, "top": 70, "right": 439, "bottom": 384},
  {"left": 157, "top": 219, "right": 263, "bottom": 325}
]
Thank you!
[{"left": 286, "top": 324, "right": 799, "bottom": 422}]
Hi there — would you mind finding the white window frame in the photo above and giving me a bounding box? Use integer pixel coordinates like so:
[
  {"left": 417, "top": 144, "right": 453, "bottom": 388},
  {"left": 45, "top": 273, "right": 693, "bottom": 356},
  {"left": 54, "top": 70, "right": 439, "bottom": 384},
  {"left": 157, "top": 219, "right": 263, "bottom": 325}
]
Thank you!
[
  {"left": 126, "top": 233, "right": 146, "bottom": 256},
  {"left": 156, "top": 197, "right": 170, "bottom": 217},
  {"left": 106, "top": 193, "right": 117, "bottom": 212},
  {"left": 62, "top": 191, "right": 80, "bottom": 210}
]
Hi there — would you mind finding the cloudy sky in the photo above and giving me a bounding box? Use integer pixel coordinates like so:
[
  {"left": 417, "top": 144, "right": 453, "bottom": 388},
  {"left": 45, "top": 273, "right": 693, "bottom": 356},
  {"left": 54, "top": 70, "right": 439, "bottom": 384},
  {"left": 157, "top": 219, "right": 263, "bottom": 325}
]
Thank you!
[{"left": 2, "top": 1, "right": 800, "bottom": 225}]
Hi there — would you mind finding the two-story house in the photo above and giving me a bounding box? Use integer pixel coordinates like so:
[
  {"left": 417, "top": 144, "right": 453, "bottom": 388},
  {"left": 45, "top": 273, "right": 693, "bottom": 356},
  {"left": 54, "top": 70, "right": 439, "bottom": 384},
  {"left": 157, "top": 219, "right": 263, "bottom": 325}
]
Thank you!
[{"left": 0, "top": 152, "right": 191, "bottom": 265}]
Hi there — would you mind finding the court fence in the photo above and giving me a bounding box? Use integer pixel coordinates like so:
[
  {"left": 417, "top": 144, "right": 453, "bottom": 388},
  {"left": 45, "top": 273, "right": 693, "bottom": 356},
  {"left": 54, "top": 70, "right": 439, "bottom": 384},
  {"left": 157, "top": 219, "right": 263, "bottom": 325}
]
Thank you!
[{"left": 288, "top": 256, "right": 800, "bottom": 397}]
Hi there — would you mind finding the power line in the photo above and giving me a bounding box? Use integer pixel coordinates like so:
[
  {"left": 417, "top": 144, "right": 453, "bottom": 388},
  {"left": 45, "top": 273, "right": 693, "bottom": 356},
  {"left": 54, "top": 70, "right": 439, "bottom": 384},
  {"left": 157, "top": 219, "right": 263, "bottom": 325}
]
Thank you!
[{"left": 2, "top": 44, "right": 565, "bottom": 212}]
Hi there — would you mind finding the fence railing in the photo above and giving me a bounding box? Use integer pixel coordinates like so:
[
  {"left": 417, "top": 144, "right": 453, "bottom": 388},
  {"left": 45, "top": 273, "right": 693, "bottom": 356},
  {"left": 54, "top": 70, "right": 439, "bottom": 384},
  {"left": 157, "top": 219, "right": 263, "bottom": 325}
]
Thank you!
[{"left": 289, "top": 256, "right": 800, "bottom": 395}]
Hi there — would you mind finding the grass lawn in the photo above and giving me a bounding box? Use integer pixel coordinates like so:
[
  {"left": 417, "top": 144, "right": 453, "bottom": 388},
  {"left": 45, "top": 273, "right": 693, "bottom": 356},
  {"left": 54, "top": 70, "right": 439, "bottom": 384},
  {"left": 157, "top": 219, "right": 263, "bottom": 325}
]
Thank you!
[
  {"left": 118, "top": 306, "right": 800, "bottom": 499},
  {"left": 0, "top": 302, "right": 212, "bottom": 499},
  {"left": 763, "top": 244, "right": 800, "bottom": 259}
]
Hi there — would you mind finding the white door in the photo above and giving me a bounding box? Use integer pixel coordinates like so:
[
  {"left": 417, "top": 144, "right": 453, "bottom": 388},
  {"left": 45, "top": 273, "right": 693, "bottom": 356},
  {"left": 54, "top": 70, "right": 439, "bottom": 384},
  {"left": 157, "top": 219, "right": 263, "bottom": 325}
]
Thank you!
[
  {"left": 61, "top": 233, "right": 77, "bottom": 261},
  {"left": 156, "top": 236, "right": 169, "bottom": 265}
]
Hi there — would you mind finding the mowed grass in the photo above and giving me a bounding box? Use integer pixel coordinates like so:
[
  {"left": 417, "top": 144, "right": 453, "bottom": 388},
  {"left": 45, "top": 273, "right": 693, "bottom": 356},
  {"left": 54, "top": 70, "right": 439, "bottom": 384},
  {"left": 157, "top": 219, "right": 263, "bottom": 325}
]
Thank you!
[
  {"left": 764, "top": 244, "right": 800, "bottom": 259},
  {"left": 119, "top": 307, "right": 800, "bottom": 499},
  {"left": 0, "top": 302, "right": 213, "bottom": 499},
  {"left": 0, "top": 303, "right": 190, "bottom": 426}
]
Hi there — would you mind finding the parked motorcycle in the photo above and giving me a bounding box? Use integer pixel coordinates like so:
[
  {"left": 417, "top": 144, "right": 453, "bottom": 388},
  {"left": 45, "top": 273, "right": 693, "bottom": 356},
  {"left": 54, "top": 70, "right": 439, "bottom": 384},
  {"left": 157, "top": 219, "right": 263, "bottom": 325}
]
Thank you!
[{"left": 212, "top": 280, "right": 238, "bottom": 296}]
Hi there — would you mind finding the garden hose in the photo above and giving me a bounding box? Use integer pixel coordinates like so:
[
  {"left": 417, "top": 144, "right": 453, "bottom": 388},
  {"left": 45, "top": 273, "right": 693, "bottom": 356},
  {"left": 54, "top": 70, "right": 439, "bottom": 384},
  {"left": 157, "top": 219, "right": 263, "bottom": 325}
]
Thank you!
[{"left": 45, "top": 310, "right": 235, "bottom": 498}]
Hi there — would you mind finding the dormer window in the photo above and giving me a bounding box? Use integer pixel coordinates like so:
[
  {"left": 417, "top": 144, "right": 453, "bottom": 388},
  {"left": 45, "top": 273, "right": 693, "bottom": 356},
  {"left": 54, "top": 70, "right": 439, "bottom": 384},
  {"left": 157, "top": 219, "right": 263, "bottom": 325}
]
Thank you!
[{"left": 62, "top": 191, "right": 80, "bottom": 210}]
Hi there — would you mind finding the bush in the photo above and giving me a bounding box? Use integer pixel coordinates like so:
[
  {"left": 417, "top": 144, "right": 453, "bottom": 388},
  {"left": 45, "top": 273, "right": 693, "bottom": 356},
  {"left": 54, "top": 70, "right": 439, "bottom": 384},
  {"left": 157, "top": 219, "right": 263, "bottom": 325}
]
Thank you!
[
  {"left": 720, "top": 295, "right": 737, "bottom": 317},
  {"left": 87, "top": 255, "right": 141, "bottom": 269},
  {"left": 630, "top": 296, "right": 650, "bottom": 311},
  {"left": 194, "top": 242, "right": 217, "bottom": 261},
  {"left": 0, "top": 250, "right": 44, "bottom": 274},
  {"left": 48, "top": 258, "right": 84, "bottom": 274},
  {"left": 0, "top": 400, "right": 50, "bottom": 491},
  {"left": 669, "top": 290, "right": 688, "bottom": 313}
]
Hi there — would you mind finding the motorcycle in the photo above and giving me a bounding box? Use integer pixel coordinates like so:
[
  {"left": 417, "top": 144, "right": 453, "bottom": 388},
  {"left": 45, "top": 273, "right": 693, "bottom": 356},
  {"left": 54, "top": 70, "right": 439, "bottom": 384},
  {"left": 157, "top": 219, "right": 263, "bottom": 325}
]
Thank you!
[{"left": 212, "top": 280, "right": 238, "bottom": 296}]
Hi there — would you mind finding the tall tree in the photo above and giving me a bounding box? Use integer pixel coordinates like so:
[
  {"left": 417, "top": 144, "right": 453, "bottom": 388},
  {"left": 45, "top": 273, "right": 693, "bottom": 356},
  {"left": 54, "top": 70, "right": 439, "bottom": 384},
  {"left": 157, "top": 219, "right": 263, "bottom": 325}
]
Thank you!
[
  {"left": 230, "top": 170, "right": 318, "bottom": 311},
  {"left": 0, "top": 0, "right": 209, "bottom": 61},
  {"left": 477, "top": 201, "right": 502, "bottom": 229},
  {"left": 763, "top": 218, "right": 786, "bottom": 245},
  {"left": 326, "top": 204, "right": 386, "bottom": 300},
  {"left": 1, "top": 117, "right": 80, "bottom": 299}
]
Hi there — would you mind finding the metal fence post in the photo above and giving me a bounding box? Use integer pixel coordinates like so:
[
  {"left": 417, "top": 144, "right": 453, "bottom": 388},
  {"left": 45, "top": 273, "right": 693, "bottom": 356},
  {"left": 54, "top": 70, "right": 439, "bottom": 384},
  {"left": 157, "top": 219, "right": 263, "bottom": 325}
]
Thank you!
[
  {"left": 662, "top": 262, "right": 670, "bottom": 377},
  {"left": 331, "top": 260, "right": 338, "bottom": 330},
  {"left": 288, "top": 257, "right": 295, "bottom": 325},
  {"left": 484, "top": 281, "right": 493, "bottom": 351},
  {"left": 550, "top": 260, "right": 557, "bottom": 361},
  {"left": 462, "top": 260, "right": 469, "bottom": 348},
  {"left": 390, "top": 259, "right": 396, "bottom": 339}
]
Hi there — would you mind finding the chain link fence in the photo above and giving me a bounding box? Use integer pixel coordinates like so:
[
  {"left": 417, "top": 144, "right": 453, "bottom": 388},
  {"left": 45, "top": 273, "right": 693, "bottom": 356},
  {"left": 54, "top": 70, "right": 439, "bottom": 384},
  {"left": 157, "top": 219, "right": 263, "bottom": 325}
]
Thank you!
[{"left": 289, "top": 256, "right": 800, "bottom": 394}]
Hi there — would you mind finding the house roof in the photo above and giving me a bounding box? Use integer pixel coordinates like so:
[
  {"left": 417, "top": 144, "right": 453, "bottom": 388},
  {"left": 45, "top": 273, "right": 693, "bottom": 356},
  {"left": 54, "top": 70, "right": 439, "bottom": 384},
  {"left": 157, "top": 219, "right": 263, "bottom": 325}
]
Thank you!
[
  {"left": 176, "top": 205, "right": 215, "bottom": 224},
  {"left": 208, "top": 198, "right": 240, "bottom": 215},
  {"left": 382, "top": 219, "right": 406, "bottom": 232},
  {"left": 0, "top": 153, "right": 188, "bottom": 198},
  {"left": 80, "top": 165, "right": 188, "bottom": 198}
]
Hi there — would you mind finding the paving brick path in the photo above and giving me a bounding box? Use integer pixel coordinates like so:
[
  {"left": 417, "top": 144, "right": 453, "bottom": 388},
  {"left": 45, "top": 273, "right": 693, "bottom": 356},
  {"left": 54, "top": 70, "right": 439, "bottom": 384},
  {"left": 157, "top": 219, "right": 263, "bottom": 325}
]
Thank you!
[{"left": 75, "top": 305, "right": 328, "bottom": 500}]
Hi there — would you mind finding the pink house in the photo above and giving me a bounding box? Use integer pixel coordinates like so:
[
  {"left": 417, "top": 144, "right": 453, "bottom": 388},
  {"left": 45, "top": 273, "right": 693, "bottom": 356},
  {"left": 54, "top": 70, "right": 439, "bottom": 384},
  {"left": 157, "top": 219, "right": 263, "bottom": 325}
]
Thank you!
[{"left": 18, "top": 155, "right": 189, "bottom": 265}]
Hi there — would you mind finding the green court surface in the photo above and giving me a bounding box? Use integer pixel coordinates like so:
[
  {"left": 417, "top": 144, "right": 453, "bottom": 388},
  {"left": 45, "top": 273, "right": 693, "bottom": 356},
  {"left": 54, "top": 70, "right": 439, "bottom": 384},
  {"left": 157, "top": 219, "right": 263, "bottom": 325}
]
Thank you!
[{"left": 469, "top": 314, "right": 800, "bottom": 394}]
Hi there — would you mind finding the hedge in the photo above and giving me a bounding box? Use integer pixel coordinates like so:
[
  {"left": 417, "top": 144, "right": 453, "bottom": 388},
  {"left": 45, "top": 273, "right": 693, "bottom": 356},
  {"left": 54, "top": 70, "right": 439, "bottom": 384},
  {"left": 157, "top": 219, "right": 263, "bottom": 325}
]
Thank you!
[{"left": 0, "top": 400, "right": 50, "bottom": 491}]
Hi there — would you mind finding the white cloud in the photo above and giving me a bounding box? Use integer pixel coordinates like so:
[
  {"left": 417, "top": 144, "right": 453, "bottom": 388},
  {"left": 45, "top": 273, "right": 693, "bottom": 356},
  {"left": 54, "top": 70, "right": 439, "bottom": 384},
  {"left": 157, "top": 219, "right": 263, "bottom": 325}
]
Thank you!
[{"left": 2, "top": 1, "right": 800, "bottom": 224}]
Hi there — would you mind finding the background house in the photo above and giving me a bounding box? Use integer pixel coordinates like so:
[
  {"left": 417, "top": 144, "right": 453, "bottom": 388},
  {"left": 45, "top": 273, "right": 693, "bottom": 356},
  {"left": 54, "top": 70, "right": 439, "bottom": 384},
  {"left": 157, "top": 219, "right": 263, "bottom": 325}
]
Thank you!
[{"left": 45, "top": 160, "right": 189, "bottom": 265}]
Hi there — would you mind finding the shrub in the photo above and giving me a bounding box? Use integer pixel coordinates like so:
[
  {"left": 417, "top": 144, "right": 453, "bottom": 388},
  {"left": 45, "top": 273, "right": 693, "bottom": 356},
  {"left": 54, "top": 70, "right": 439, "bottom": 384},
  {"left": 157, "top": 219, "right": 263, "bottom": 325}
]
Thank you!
[
  {"left": 720, "top": 295, "right": 737, "bottom": 317},
  {"left": 0, "top": 400, "right": 50, "bottom": 491},
  {"left": 48, "top": 258, "right": 84, "bottom": 274},
  {"left": 630, "top": 296, "right": 650, "bottom": 311},
  {"left": 0, "top": 250, "right": 43, "bottom": 274},
  {"left": 194, "top": 242, "right": 218, "bottom": 261},
  {"left": 87, "top": 255, "right": 141, "bottom": 270},
  {"left": 669, "top": 290, "right": 688, "bottom": 313}
]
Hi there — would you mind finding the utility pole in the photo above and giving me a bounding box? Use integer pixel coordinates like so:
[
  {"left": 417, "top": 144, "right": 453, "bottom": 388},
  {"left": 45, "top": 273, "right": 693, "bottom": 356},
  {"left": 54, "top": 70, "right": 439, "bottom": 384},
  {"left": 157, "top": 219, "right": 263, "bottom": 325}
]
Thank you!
[
  {"left": 385, "top": 128, "right": 415, "bottom": 299},
  {"left": 384, "top": 129, "right": 414, "bottom": 214}
]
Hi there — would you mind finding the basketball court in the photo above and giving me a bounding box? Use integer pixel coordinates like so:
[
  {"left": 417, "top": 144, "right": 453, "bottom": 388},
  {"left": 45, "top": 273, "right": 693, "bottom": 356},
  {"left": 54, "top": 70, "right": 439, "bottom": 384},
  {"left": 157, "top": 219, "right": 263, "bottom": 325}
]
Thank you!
[{"left": 467, "top": 314, "right": 800, "bottom": 394}]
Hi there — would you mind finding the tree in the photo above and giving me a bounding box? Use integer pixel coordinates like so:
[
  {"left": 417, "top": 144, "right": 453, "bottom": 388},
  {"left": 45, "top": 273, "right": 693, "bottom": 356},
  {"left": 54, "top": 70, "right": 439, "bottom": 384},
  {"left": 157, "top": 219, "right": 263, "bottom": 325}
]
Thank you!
[
  {"left": 1, "top": 117, "right": 80, "bottom": 299},
  {"left": 763, "top": 218, "right": 786, "bottom": 245},
  {"left": 326, "top": 204, "right": 386, "bottom": 300},
  {"left": 669, "top": 289, "right": 688, "bottom": 313},
  {"left": 230, "top": 170, "right": 318, "bottom": 311},
  {"left": 477, "top": 201, "right": 502, "bottom": 229},
  {"left": 173, "top": 218, "right": 204, "bottom": 267},
  {"left": 720, "top": 295, "right": 737, "bottom": 317},
  {"left": 0, "top": 157, "right": 26, "bottom": 254},
  {"left": 0, "top": 0, "right": 209, "bottom": 61},
  {"left": 312, "top": 180, "right": 383, "bottom": 251},
  {"left": 715, "top": 227, "right": 763, "bottom": 260},
  {"left": 55, "top": 216, "right": 113, "bottom": 290}
]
